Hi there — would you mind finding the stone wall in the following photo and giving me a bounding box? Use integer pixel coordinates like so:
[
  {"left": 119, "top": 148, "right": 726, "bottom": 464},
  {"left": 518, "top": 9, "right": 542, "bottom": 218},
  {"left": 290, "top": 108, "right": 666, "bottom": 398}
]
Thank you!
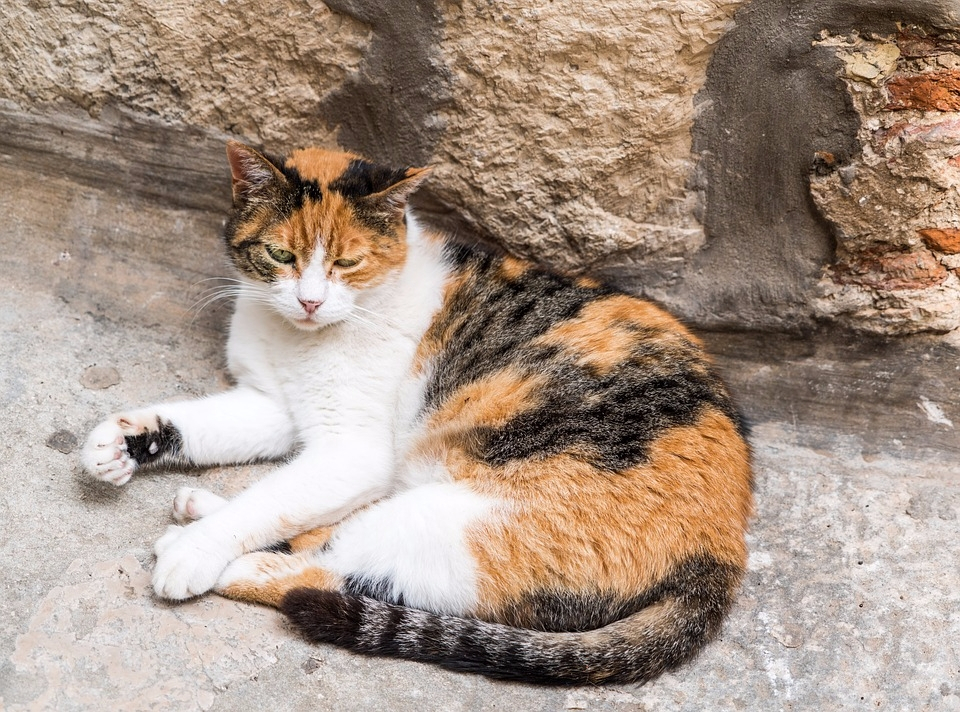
[{"left": 2, "top": 0, "right": 960, "bottom": 339}]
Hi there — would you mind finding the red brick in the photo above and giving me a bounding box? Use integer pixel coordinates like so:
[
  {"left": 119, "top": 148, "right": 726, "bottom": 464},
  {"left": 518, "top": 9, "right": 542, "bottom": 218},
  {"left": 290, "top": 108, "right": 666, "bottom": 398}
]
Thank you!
[
  {"left": 875, "top": 118, "right": 960, "bottom": 147},
  {"left": 918, "top": 228, "right": 960, "bottom": 255},
  {"left": 896, "top": 29, "right": 960, "bottom": 59},
  {"left": 833, "top": 247, "right": 948, "bottom": 291},
  {"left": 885, "top": 70, "right": 960, "bottom": 112}
]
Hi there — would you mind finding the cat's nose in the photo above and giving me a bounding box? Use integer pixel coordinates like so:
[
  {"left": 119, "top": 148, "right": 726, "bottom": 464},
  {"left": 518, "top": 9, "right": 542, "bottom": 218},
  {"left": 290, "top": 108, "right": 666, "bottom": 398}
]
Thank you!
[{"left": 298, "top": 299, "right": 324, "bottom": 315}]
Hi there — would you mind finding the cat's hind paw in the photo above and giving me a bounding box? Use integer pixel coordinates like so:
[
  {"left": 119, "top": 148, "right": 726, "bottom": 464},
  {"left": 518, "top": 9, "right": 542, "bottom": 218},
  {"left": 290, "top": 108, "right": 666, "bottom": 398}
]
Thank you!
[
  {"left": 153, "top": 523, "right": 235, "bottom": 600},
  {"left": 172, "top": 487, "right": 227, "bottom": 524},
  {"left": 81, "top": 417, "right": 145, "bottom": 486}
]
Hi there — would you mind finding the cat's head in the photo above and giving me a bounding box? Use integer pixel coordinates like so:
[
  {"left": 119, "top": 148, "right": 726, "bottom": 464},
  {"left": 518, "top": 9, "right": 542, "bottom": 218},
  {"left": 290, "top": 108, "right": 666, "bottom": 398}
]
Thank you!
[{"left": 223, "top": 141, "right": 429, "bottom": 330}]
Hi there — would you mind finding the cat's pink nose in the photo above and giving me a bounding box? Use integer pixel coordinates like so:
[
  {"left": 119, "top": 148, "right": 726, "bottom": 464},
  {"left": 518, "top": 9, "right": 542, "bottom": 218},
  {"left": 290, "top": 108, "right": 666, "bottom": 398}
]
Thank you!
[{"left": 299, "top": 299, "right": 323, "bottom": 315}]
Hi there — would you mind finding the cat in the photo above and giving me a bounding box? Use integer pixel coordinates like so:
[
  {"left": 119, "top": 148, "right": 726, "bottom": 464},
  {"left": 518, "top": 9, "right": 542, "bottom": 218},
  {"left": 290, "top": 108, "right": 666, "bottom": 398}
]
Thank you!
[{"left": 81, "top": 140, "right": 753, "bottom": 685}]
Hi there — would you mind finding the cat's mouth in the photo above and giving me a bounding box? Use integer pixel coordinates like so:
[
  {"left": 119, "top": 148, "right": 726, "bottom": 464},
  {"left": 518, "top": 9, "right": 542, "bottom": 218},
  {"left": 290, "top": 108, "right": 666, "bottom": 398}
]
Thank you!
[{"left": 291, "top": 315, "right": 323, "bottom": 330}]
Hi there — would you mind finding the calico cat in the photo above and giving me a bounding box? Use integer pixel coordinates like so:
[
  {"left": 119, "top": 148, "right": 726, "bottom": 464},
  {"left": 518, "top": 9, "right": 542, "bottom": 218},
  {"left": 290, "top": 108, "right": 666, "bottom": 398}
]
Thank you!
[{"left": 81, "top": 141, "right": 753, "bottom": 685}]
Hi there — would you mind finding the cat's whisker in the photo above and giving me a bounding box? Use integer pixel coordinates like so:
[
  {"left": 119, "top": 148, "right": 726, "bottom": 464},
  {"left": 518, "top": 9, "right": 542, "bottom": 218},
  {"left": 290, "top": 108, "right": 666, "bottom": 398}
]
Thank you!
[
  {"left": 344, "top": 312, "right": 388, "bottom": 335},
  {"left": 189, "top": 287, "right": 246, "bottom": 311},
  {"left": 192, "top": 276, "right": 253, "bottom": 286},
  {"left": 351, "top": 304, "right": 404, "bottom": 331}
]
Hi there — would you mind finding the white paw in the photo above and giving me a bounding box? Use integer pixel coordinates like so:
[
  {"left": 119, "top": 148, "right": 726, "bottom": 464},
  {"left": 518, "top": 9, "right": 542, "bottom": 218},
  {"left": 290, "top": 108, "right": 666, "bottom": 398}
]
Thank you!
[
  {"left": 215, "top": 551, "right": 276, "bottom": 592},
  {"left": 215, "top": 550, "right": 310, "bottom": 595},
  {"left": 172, "top": 487, "right": 228, "bottom": 524},
  {"left": 152, "top": 523, "right": 237, "bottom": 600},
  {"left": 80, "top": 415, "right": 150, "bottom": 486}
]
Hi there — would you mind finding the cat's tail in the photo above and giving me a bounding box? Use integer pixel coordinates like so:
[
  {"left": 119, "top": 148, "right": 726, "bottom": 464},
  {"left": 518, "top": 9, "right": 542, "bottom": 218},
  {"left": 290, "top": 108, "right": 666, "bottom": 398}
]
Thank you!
[{"left": 279, "top": 565, "right": 739, "bottom": 685}]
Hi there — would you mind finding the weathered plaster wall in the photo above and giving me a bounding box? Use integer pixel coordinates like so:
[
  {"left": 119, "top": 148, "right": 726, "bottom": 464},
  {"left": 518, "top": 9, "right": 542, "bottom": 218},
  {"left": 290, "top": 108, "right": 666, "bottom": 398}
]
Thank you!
[{"left": 2, "top": 0, "right": 960, "bottom": 338}]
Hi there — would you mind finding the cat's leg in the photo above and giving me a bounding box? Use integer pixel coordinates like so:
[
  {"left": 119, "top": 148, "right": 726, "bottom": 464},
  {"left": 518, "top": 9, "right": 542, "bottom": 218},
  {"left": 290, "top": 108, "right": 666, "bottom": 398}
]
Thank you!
[
  {"left": 215, "top": 549, "right": 341, "bottom": 607},
  {"left": 82, "top": 385, "right": 296, "bottom": 485},
  {"left": 210, "top": 482, "right": 494, "bottom": 614},
  {"left": 214, "top": 524, "right": 339, "bottom": 606},
  {"left": 316, "top": 481, "right": 495, "bottom": 615},
  {"left": 151, "top": 436, "right": 394, "bottom": 600}
]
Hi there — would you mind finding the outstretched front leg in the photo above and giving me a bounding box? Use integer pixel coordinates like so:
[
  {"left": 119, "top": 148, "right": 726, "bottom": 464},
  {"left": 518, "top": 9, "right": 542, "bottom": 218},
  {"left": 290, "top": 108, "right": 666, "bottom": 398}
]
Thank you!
[{"left": 81, "top": 385, "right": 296, "bottom": 485}]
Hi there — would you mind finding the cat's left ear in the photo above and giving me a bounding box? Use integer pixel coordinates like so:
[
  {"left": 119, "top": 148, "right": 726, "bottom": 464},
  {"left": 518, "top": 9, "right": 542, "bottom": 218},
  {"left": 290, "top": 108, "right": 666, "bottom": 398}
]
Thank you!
[
  {"left": 226, "top": 140, "right": 287, "bottom": 205},
  {"left": 362, "top": 166, "right": 432, "bottom": 222}
]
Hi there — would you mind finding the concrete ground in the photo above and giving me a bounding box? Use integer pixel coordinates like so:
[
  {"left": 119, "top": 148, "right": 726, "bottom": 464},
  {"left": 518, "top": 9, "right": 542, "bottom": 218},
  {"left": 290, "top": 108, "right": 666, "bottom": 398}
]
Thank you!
[{"left": 1, "top": 109, "right": 959, "bottom": 711}]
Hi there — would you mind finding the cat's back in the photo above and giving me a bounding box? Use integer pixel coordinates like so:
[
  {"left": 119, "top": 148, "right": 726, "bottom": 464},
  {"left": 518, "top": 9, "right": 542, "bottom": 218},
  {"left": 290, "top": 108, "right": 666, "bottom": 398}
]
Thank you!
[{"left": 416, "top": 239, "right": 747, "bottom": 470}]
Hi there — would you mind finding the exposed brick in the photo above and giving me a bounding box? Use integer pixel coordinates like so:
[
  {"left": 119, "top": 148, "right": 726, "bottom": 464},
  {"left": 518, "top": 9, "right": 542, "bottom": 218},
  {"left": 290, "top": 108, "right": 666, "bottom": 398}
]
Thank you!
[
  {"left": 896, "top": 28, "right": 960, "bottom": 59},
  {"left": 875, "top": 118, "right": 960, "bottom": 148},
  {"left": 885, "top": 70, "right": 960, "bottom": 112},
  {"left": 918, "top": 228, "right": 960, "bottom": 255},
  {"left": 833, "top": 247, "right": 948, "bottom": 291}
]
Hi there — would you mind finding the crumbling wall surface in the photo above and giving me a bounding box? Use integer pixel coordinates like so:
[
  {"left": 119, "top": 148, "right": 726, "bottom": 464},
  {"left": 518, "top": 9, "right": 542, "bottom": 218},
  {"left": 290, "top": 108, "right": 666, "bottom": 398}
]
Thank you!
[
  {"left": 650, "top": 0, "right": 960, "bottom": 336},
  {"left": 811, "top": 26, "right": 960, "bottom": 335},
  {"left": 3, "top": 0, "right": 960, "bottom": 339}
]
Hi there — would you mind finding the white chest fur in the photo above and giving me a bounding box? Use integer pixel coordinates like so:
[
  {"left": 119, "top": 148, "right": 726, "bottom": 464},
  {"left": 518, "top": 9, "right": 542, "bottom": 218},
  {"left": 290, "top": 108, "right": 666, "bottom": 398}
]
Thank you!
[{"left": 225, "top": 222, "right": 449, "bottom": 448}]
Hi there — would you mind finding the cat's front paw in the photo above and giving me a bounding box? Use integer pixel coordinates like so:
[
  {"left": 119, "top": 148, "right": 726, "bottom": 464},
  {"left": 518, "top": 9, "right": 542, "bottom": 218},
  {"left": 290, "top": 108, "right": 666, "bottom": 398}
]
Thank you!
[
  {"left": 81, "top": 414, "right": 153, "bottom": 486},
  {"left": 152, "top": 523, "right": 237, "bottom": 600}
]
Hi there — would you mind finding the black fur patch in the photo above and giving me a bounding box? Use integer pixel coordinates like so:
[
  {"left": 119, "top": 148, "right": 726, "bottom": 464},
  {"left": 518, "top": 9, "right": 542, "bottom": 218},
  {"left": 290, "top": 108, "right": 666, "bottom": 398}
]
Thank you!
[
  {"left": 282, "top": 589, "right": 364, "bottom": 647},
  {"left": 277, "top": 160, "right": 323, "bottom": 209},
  {"left": 329, "top": 159, "right": 412, "bottom": 235},
  {"left": 343, "top": 575, "right": 404, "bottom": 606},
  {"left": 423, "top": 248, "right": 609, "bottom": 410},
  {"left": 329, "top": 159, "right": 409, "bottom": 200},
  {"left": 262, "top": 541, "right": 293, "bottom": 555},
  {"left": 124, "top": 418, "right": 183, "bottom": 467}
]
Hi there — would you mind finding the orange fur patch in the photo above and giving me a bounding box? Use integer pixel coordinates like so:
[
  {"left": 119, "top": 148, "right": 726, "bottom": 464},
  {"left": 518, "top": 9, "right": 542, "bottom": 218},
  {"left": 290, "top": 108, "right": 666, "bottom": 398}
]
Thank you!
[
  {"left": 533, "top": 295, "right": 704, "bottom": 375},
  {"left": 289, "top": 526, "right": 337, "bottom": 553},
  {"left": 465, "top": 407, "right": 752, "bottom": 620},
  {"left": 499, "top": 256, "right": 530, "bottom": 281},
  {"left": 285, "top": 148, "right": 357, "bottom": 186}
]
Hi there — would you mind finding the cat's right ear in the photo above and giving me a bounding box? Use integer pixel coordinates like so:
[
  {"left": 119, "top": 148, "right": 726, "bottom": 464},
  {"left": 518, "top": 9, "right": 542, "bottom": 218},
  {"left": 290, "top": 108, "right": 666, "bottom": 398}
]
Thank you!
[{"left": 226, "top": 141, "right": 286, "bottom": 205}]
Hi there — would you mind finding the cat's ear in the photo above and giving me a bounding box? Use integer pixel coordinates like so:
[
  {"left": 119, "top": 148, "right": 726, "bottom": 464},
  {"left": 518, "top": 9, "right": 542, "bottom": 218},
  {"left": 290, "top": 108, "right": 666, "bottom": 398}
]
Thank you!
[
  {"left": 361, "top": 166, "right": 432, "bottom": 222},
  {"left": 226, "top": 141, "right": 286, "bottom": 205}
]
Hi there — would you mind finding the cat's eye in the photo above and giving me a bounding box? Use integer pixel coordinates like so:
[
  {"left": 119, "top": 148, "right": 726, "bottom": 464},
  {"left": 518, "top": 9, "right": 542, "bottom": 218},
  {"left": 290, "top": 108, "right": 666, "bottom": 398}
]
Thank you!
[
  {"left": 266, "top": 245, "right": 296, "bottom": 264},
  {"left": 334, "top": 257, "right": 362, "bottom": 268}
]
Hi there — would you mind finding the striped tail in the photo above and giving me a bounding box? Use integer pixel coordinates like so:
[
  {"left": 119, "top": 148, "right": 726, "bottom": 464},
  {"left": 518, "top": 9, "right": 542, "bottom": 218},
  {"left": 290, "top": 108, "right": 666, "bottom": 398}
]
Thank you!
[{"left": 279, "top": 561, "right": 740, "bottom": 685}]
